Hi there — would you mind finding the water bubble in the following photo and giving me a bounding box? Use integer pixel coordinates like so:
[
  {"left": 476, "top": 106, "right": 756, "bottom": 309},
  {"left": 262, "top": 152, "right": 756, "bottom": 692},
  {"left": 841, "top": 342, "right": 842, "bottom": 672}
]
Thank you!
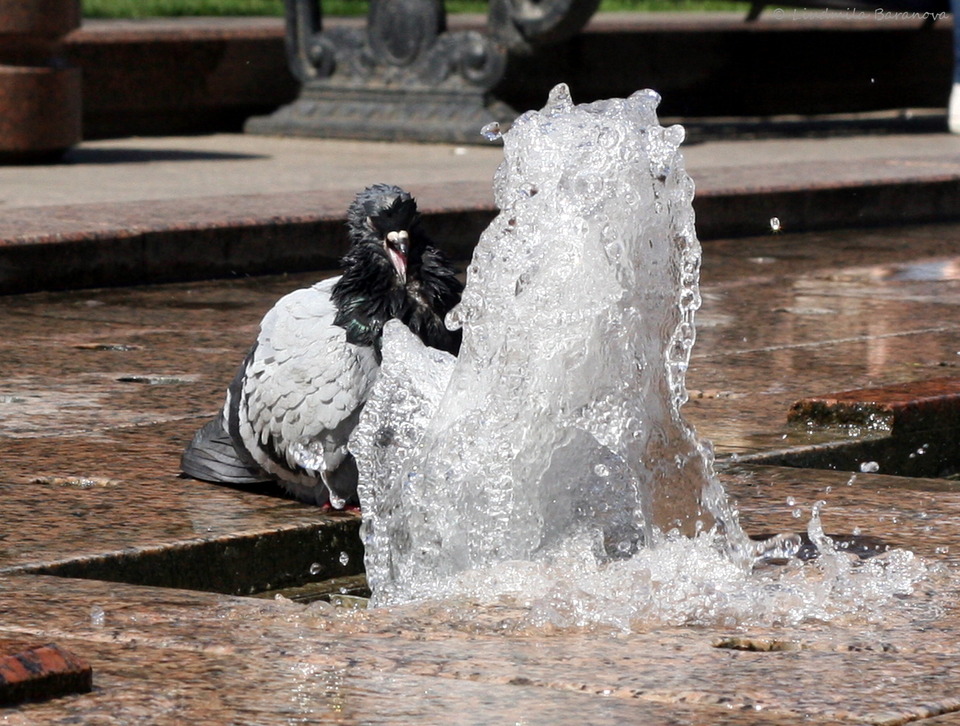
[
  {"left": 309, "top": 562, "right": 323, "bottom": 576},
  {"left": 791, "top": 508, "right": 803, "bottom": 519},
  {"left": 518, "top": 182, "right": 538, "bottom": 198},
  {"left": 859, "top": 461, "right": 880, "bottom": 473},
  {"left": 445, "top": 305, "right": 463, "bottom": 331},
  {"left": 339, "top": 551, "right": 350, "bottom": 566},
  {"left": 480, "top": 122, "right": 502, "bottom": 141},
  {"left": 594, "top": 463, "right": 610, "bottom": 477},
  {"left": 90, "top": 605, "right": 105, "bottom": 627},
  {"left": 785, "top": 496, "right": 796, "bottom": 506}
]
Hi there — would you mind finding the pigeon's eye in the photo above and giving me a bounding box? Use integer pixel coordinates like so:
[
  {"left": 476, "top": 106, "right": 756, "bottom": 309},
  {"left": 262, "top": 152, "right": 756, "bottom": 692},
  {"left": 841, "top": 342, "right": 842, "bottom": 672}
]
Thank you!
[{"left": 385, "top": 231, "right": 409, "bottom": 249}]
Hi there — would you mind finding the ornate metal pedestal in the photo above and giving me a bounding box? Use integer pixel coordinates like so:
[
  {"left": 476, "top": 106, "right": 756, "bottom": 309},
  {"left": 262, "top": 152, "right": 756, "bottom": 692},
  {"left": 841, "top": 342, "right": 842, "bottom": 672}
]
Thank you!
[{"left": 245, "top": 0, "right": 599, "bottom": 144}]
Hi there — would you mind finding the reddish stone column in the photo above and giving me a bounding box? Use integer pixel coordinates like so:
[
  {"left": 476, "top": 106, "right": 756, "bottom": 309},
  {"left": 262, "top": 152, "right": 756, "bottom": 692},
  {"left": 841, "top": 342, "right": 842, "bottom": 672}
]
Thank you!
[{"left": 0, "top": 0, "right": 82, "bottom": 162}]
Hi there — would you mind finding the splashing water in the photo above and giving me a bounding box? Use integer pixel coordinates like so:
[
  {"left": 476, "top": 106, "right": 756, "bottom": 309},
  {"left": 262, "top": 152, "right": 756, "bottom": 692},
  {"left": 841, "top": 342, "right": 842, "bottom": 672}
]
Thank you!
[{"left": 353, "top": 85, "right": 930, "bottom": 627}]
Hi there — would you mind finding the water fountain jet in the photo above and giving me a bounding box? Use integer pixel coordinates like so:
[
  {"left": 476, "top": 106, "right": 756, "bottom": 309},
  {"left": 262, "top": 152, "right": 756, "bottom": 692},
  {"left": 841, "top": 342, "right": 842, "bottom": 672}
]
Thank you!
[{"left": 353, "top": 85, "right": 927, "bottom": 625}]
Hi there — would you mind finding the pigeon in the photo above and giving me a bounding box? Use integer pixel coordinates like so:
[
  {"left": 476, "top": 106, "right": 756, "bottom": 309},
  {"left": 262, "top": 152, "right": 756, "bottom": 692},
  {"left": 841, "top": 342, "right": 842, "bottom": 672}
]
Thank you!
[{"left": 180, "top": 184, "right": 463, "bottom": 507}]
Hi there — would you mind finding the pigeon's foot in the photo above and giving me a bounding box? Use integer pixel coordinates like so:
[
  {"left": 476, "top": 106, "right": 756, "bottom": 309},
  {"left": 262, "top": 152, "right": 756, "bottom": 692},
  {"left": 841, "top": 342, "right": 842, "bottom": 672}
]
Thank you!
[{"left": 321, "top": 502, "right": 361, "bottom": 514}]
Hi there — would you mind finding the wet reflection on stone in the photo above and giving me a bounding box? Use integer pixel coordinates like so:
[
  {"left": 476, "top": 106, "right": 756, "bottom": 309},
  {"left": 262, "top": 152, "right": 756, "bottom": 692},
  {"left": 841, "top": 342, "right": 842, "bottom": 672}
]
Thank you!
[{"left": 0, "top": 224, "right": 959, "bottom": 720}]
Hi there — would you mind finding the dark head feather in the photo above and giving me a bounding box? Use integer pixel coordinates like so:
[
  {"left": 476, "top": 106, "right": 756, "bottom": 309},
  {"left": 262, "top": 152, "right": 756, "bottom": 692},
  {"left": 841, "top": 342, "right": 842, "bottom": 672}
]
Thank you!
[
  {"left": 347, "top": 183, "right": 421, "bottom": 245},
  {"left": 335, "top": 184, "right": 463, "bottom": 356}
]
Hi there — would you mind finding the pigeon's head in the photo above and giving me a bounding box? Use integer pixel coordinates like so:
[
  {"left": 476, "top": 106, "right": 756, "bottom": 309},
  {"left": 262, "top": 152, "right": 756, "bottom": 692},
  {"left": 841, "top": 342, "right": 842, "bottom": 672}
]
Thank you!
[{"left": 347, "top": 184, "right": 421, "bottom": 284}]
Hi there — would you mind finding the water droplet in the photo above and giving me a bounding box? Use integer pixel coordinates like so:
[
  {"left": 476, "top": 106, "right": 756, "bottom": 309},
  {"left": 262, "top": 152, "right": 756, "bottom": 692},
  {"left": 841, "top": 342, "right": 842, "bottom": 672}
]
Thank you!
[
  {"left": 785, "top": 496, "right": 796, "bottom": 506},
  {"left": 90, "top": 605, "right": 105, "bottom": 627},
  {"left": 594, "top": 463, "right": 610, "bottom": 477},
  {"left": 480, "top": 122, "right": 502, "bottom": 141},
  {"left": 846, "top": 474, "right": 858, "bottom": 486},
  {"left": 339, "top": 551, "right": 350, "bottom": 566},
  {"left": 859, "top": 461, "right": 880, "bottom": 473},
  {"left": 309, "top": 562, "right": 322, "bottom": 576},
  {"left": 935, "top": 546, "right": 950, "bottom": 554},
  {"left": 792, "top": 508, "right": 803, "bottom": 519},
  {"left": 544, "top": 83, "right": 574, "bottom": 114},
  {"left": 445, "top": 305, "right": 463, "bottom": 331},
  {"left": 769, "top": 216, "right": 781, "bottom": 233}
]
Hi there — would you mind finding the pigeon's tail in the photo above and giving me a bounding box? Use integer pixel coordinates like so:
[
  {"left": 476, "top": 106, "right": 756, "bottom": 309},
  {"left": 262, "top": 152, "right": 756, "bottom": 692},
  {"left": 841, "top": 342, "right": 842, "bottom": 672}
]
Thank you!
[{"left": 180, "top": 416, "right": 271, "bottom": 484}]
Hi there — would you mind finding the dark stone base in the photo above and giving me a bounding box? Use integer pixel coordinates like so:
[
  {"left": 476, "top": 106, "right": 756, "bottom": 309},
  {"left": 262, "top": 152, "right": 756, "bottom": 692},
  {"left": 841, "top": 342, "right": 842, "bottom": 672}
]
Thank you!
[{"left": 245, "top": 86, "right": 514, "bottom": 145}]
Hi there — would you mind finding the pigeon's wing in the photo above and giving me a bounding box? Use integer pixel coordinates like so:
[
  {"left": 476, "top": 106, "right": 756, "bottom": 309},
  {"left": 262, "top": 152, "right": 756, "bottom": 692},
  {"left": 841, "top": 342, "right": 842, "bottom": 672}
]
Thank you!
[
  {"left": 234, "top": 278, "right": 379, "bottom": 504},
  {"left": 180, "top": 414, "right": 271, "bottom": 484}
]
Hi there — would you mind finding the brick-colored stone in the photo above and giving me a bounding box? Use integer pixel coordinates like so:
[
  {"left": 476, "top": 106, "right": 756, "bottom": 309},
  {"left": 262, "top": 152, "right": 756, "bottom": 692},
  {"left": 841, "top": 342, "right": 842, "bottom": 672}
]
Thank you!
[
  {"left": 0, "top": 639, "right": 92, "bottom": 705},
  {"left": 0, "top": 0, "right": 81, "bottom": 162},
  {"left": 0, "top": 67, "right": 82, "bottom": 159},
  {"left": 0, "top": 0, "right": 80, "bottom": 37},
  {"left": 789, "top": 377, "right": 960, "bottom": 433}
]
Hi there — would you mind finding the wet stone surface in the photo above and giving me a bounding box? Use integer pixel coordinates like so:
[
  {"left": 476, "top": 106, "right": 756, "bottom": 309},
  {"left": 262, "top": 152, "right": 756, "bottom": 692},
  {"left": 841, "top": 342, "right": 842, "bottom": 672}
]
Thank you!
[{"left": 1, "top": 223, "right": 960, "bottom": 722}]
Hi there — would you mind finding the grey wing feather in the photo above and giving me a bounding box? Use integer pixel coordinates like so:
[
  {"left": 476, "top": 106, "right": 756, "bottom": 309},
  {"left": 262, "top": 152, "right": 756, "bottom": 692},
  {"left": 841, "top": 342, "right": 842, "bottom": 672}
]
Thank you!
[{"left": 235, "top": 278, "right": 379, "bottom": 503}]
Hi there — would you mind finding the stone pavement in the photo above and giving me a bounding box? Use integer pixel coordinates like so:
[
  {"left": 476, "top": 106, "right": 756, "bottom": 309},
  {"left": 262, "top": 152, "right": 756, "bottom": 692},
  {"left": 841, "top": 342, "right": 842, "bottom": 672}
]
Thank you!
[
  {"left": 1, "top": 215, "right": 960, "bottom": 721},
  {"left": 2, "top": 130, "right": 960, "bottom": 292},
  {"left": 2, "top": 125, "right": 960, "bottom": 720}
]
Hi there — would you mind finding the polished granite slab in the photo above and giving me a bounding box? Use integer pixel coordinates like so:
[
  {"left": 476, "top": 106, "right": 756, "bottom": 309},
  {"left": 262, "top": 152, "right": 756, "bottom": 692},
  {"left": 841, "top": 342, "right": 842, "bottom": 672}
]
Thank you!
[{"left": 2, "top": 223, "right": 960, "bottom": 721}]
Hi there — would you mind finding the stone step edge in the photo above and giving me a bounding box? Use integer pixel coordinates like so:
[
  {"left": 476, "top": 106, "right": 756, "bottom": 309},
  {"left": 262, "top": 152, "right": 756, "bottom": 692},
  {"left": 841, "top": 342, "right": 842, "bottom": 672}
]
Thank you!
[{"left": 2, "top": 172, "right": 959, "bottom": 294}]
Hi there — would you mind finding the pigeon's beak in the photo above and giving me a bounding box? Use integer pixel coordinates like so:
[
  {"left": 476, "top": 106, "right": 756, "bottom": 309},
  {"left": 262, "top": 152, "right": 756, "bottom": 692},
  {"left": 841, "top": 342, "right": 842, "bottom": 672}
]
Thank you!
[{"left": 385, "top": 230, "right": 409, "bottom": 283}]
